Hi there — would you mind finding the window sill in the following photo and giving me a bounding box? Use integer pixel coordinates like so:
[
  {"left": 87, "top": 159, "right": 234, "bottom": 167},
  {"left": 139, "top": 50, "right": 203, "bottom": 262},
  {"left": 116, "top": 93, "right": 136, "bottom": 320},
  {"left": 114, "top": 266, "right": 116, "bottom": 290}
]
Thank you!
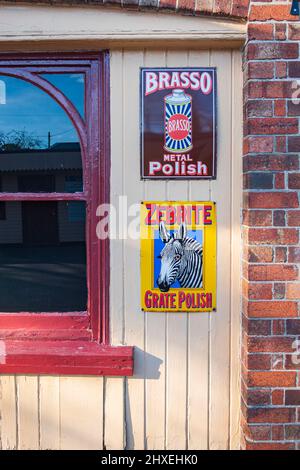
[{"left": 0, "top": 340, "right": 134, "bottom": 376}]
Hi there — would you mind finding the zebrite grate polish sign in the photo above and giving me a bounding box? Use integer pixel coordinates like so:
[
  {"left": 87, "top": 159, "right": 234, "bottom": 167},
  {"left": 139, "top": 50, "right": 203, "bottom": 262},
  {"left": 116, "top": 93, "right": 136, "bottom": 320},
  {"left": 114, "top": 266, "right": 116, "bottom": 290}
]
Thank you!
[
  {"left": 141, "top": 202, "right": 216, "bottom": 313},
  {"left": 141, "top": 68, "right": 217, "bottom": 179}
]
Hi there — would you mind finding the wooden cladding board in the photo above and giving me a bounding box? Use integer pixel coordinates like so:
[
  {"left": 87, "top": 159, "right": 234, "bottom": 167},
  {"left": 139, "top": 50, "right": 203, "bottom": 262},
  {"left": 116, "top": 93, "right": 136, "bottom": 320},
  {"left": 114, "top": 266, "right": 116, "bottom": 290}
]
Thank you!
[{"left": 0, "top": 48, "right": 242, "bottom": 450}]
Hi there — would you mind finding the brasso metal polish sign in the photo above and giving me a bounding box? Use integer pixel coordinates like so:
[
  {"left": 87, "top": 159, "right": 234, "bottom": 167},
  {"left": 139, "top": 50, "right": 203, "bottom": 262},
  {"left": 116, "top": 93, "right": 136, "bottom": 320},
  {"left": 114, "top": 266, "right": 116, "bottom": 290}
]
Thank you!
[{"left": 141, "top": 68, "right": 217, "bottom": 179}]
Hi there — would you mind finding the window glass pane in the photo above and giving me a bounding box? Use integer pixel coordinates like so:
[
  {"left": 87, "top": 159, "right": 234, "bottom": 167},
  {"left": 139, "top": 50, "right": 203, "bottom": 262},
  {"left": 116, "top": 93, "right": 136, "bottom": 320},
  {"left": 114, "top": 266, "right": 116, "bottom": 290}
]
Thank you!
[
  {"left": 41, "top": 73, "right": 85, "bottom": 118},
  {"left": 0, "top": 177, "right": 5, "bottom": 219},
  {"left": 0, "top": 201, "right": 87, "bottom": 312},
  {"left": 0, "top": 202, "right": 5, "bottom": 220},
  {"left": 0, "top": 75, "right": 83, "bottom": 192}
]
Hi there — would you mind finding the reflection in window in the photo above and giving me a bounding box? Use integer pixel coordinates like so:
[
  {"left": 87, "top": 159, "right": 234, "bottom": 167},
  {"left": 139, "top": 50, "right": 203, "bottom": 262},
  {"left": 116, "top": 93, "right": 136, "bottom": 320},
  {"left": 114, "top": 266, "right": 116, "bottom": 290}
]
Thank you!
[
  {"left": 0, "top": 74, "right": 87, "bottom": 312},
  {"left": 0, "top": 80, "right": 6, "bottom": 105},
  {"left": 0, "top": 201, "right": 87, "bottom": 312},
  {"left": 67, "top": 201, "right": 85, "bottom": 223},
  {"left": 41, "top": 73, "right": 85, "bottom": 118},
  {"left": 0, "top": 75, "right": 83, "bottom": 193},
  {"left": 0, "top": 202, "right": 5, "bottom": 220},
  {"left": 0, "top": 178, "right": 5, "bottom": 220}
]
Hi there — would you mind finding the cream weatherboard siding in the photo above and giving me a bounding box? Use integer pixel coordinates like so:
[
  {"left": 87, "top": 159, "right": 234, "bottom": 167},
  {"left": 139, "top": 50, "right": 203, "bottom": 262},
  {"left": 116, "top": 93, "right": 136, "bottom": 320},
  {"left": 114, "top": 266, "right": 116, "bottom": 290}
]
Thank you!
[{"left": 0, "top": 45, "right": 242, "bottom": 450}]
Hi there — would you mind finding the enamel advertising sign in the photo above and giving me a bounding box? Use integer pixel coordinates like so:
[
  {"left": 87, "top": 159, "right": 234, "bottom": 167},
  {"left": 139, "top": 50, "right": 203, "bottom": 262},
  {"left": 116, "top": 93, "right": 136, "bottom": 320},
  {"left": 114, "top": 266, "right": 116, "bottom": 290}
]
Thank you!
[
  {"left": 141, "top": 68, "right": 217, "bottom": 179},
  {"left": 141, "top": 202, "right": 216, "bottom": 313}
]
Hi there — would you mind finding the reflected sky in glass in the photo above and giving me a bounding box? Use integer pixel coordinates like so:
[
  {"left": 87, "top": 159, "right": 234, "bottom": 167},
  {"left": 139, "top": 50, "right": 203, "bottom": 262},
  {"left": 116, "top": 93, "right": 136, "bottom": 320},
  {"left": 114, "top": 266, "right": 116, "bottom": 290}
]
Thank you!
[
  {"left": 41, "top": 73, "right": 85, "bottom": 118},
  {"left": 0, "top": 75, "right": 79, "bottom": 150}
]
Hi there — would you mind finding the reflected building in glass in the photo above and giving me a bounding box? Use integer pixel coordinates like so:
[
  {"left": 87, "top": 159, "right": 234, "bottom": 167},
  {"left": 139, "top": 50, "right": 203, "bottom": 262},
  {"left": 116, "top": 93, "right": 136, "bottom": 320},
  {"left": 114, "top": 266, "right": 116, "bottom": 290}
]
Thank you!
[{"left": 0, "top": 74, "right": 87, "bottom": 312}]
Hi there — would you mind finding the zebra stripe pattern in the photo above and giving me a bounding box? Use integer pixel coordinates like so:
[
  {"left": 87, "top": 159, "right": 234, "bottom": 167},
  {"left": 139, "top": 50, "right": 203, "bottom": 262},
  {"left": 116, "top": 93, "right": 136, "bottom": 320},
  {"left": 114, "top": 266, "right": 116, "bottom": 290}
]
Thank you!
[{"left": 178, "top": 237, "right": 203, "bottom": 289}]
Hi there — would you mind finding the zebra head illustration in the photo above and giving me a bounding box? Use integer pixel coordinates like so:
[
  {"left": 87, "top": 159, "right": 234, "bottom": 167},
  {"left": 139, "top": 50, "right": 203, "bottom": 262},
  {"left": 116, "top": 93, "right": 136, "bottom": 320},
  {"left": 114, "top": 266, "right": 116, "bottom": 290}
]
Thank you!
[{"left": 157, "top": 221, "right": 203, "bottom": 292}]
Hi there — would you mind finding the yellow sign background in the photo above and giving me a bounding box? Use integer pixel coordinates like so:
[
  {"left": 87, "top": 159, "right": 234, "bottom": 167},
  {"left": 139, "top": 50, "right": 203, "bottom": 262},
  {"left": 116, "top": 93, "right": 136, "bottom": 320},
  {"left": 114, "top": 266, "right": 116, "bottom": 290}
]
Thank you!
[{"left": 141, "top": 201, "right": 216, "bottom": 312}]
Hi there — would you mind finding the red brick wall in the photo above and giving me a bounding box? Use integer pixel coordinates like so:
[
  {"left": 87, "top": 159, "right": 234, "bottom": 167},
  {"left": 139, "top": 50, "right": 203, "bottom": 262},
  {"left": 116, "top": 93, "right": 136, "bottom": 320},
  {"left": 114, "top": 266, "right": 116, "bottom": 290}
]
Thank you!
[
  {"left": 242, "top": 0, "right": 300, "bottom": 451},
  {"left": 0, "top": 0, "right": 249, "bottom": 19}
]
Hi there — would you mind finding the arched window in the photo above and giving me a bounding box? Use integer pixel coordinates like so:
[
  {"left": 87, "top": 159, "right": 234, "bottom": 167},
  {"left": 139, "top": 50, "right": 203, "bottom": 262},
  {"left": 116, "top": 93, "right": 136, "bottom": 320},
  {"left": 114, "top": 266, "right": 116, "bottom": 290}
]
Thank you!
[
  {"left": 0, "top": 54, "right": 133, "bottom": 376},
  {"left": 0, "top": 74, "right": 85, "bottom": 312}
]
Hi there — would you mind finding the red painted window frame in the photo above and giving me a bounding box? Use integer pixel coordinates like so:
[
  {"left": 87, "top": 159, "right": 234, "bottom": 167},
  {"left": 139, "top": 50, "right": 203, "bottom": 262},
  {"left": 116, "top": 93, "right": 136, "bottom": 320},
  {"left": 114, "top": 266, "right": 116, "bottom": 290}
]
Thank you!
[{"left": 0, "top": 52, "right": 133, "bottom": 376}]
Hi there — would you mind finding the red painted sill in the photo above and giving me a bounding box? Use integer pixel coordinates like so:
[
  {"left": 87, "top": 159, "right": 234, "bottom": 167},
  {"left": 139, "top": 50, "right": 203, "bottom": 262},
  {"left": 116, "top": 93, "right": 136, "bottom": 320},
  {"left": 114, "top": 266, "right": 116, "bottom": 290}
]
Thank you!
[
  {"left": 0, "top": 341, "right": 133, "bottom": 376},
  {"left": 0, "top": 314, "right": 134, "bottom": 376}
]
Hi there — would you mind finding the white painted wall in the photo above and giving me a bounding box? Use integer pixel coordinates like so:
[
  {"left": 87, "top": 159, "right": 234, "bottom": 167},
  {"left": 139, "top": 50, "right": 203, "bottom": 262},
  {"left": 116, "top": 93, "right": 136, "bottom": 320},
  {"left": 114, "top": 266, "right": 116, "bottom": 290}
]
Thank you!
[
  {"left": 0, "top": 46, "right": 242, "bottom": 450},
  {"left": 108, "top": 47, "right": 242, "bottom": 450}
]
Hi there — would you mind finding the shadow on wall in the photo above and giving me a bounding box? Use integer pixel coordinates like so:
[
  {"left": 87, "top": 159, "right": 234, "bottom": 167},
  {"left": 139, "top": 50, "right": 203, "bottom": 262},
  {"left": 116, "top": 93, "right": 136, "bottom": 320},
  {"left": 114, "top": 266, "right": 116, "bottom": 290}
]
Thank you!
[
  {"left": 132, "top": 347, "right": 163, "bottom": 380},
  {"left": 125, "top": 348, "right": 164, "bottom": 449}
]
